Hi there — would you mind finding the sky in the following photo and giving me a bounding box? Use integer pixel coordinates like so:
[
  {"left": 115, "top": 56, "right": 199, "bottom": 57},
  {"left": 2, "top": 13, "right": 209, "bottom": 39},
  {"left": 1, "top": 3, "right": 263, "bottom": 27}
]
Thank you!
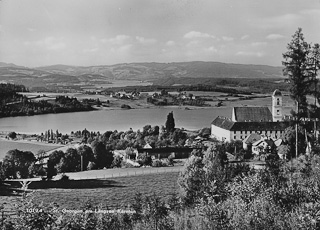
[{"left": 0, "top": 0, "right": 319, "bottom": 67}]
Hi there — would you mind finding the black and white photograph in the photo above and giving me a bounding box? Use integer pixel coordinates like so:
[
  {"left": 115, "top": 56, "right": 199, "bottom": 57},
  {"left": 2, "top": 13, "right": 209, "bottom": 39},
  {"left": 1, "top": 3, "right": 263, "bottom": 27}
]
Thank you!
[{"left": 1, "top": 0, "right": 320, "bottom": 229}]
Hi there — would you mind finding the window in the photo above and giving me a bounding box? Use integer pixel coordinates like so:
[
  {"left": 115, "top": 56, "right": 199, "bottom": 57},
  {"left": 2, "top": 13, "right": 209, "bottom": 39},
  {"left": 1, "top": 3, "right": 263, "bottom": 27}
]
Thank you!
[
  {"left": 276, "top": 98, "right": 280, "bottom": 105},
  {"left": 234, "top": 136, "right": 236, "bottom": 139},
  {"left": 277, "top": 109, "right": 280, "bottom": 115},
  {"left": 234, "top": 131, "right": 236, "bottom": 134},
  {"left": 241, "top": 131, "right": 243, "bottom": 134},
  {"left": 245, "top": 131, "right": 247, "bottom": 134},
  {"left": 240, "top": 136, "right": 243, "bottom": 139}
]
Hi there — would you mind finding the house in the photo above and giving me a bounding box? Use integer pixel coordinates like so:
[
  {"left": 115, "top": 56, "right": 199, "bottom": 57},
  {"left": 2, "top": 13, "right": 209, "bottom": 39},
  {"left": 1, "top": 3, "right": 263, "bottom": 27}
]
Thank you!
[
  {"left": 252, "top": 138, "right": 275, "bottom": 155},
  {"left": 137, "top": 147, "right": 199, "bottom": 159},
  {"left": 243, "top": 133, "right": 262, "bottom": 150},
  {"left": 211, "top": 89, "right": 289, "bottom": 142}
]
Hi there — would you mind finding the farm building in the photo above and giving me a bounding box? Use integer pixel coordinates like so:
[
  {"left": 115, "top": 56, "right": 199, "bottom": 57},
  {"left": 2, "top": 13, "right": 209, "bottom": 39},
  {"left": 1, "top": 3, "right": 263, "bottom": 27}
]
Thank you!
[{"left": 137, "top": 147, "right": 200, "bottom": 159}]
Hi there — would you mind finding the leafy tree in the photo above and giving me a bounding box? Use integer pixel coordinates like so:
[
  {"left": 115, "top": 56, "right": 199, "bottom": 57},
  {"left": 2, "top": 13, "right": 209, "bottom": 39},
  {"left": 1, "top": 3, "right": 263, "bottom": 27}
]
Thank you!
[
  {"left": 111, "top": 155, "right": 123, "bottom": 168},
  {"left": 55, "top": 148, "right": 80, "bottom": 173},
  {"left": 137, "top": 153, "right": 152, "bottom": 166},
  {"left": 165, "top": 111, "right": 175, "bottom": 133},
  {"left": 178, "top": 155, "right": 204, "bottom": 206},
  {"left": 8, "top": 131, "right": 17, "bottom": 139},
  {"left": 47, "top": 150, "right": 65, "bottom": 178},
  {"left": 2, "top": 149, "right": 36, "bottom": 179},
  {"left": 91, "top": 140, "right": 113, "bottom": 168},
  {"left": 282, "top": 126, "right": 307, "bottom": 158},
  {"left": 77, "top": 145, "right": 94, "bottom": 171},
  {"left": 282, "top": 28, "right": 314, "bottom": 119}
]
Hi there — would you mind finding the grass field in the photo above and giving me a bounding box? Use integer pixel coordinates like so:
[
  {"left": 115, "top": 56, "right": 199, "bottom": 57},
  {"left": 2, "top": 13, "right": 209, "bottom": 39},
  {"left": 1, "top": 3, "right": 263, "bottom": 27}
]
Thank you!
[
  {"left": 0, "top": 139, "right": 62, "bottom": 160},
  {"left": 2, "top": 172, "right": 180, "bottom": 212}
]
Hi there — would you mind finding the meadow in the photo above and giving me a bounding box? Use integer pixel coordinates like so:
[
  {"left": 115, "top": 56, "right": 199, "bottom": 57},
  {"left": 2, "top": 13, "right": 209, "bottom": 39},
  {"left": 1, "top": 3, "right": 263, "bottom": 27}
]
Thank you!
[
  {"left": 0, "top": 139, "right": 62, "bottom": 160},
  {"left": 2, "top": 172, "right": 180, "bottom": 212}
]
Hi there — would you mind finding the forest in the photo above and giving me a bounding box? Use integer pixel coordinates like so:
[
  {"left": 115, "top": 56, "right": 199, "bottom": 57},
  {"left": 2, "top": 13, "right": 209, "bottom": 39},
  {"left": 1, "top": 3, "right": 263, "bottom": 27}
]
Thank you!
[{"left": 0, "top": 84, "right": 94, "bottom": 118}]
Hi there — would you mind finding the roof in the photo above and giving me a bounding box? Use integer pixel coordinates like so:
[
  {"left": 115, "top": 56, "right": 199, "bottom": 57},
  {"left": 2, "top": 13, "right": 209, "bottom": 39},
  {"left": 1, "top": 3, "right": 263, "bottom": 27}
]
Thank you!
[
  {"left": 243, "top": 133, "right": 262, "bottom": 144},
  {"left": 212, "top": 116, "right": 290, "bottom": 131},
  {"left": 211, "top": 116, "right": 235, "bottom": 130},
  {"left": 233, "top": 107, "right": 272, "bottom": 122},
  {"left": 137, "top": 147, "right": 199, "bottom": 154},
  {"left": 273, "top": 89, "right": 282, "bottom": 96},
  {"left": 231, "top": 121, "right": 289, "bottom": 131}
]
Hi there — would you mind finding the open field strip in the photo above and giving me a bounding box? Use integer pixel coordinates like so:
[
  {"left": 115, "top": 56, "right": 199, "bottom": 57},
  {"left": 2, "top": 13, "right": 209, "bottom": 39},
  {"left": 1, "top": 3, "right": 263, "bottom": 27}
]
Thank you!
[
  {"left": 62, "top": 165, "right": 183, "bottom": 180},
  {"left": 0, "top": 139, "right": 63, "bottom": 160},
  {"left": 1, "top": 171, "right": 180, "bottom": 212}
]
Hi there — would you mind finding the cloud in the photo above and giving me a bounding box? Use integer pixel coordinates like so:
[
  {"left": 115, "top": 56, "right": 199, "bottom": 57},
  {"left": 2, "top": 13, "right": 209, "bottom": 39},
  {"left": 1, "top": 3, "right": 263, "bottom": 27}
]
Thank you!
[
  {"left": 27, "top": 28, "right": 36, "bottom": 32},
  {"left": 222, "top": 36, "right": 234, "bottom": 42},
  {"left": 241, "top": 35, "right": 250, "bottom": 40},
  {"left": 24, "top": 37, "right": 66, "bottom": 51},
  {"left": 83, "top": 47, "right": 98, "bottom": 53},
  {"left": 251, "top": 42, "right": 267, "bottom": 47},
  {"left": 266, "top": 34, "right": 285, "bottom": 40},
  {"left": 166, "top": 40, "right": 175, "bottom": 46},
  {"left": 207, "top": 46, "right": 218, "bottom": 52},
  {"left": 236, "top": 51, "right": 264, "bottom": 57},
  {"left": 135, "top": 36, "right": 157, "bottom": 44},
  {"left": 111, "top": 44, "right": 132, "bottom": 54},
  {"left": 101, "top": 35, "right": 130, "bottom": 45},
  {"left": 186, "top": 40, "right": 200, "bottom": 47},
  {"left": 184, "top": 31, "right": 215, "bottom": 39},
  {"left": 253, "top": 14, "right": 301, "bottom": 29}
]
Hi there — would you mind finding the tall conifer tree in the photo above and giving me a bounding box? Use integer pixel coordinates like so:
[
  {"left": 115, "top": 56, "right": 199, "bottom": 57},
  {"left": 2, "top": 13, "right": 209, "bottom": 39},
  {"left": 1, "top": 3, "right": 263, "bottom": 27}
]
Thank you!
[
  {"left": 282, "top": 28, "right": 313, "bottom": 120},
  {"left": 165, "top": 111, "right": 175, "bottom": 133}
]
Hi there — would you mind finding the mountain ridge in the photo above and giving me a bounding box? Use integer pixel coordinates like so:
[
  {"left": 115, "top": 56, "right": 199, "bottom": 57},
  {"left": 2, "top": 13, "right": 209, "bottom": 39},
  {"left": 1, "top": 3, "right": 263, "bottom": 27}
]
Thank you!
[{"left": 0, "top": 61, "right": 284, "bottom": 91}]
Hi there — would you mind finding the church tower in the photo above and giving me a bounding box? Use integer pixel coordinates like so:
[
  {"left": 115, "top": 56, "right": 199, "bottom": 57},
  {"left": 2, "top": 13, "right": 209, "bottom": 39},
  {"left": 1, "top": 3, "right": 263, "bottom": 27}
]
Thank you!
[{"left": 272, "top": 89, "right": 282, "bottom": 122}]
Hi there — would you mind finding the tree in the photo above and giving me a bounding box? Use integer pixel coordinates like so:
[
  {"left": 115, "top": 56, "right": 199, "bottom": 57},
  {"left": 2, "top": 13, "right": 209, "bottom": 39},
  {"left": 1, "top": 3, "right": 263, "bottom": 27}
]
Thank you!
[
  {"left": 91, "top": 140, "right": 113, "bottom": 168},
  {"left": 47, "top": 150, "right": 65, "bottom": 178},
  {"left": 178, "top": 155, "right": 204, "bottom": 206},
  {"left": 77, "top": 145, "right": 94, "bottom": 171},
  {"left": 165, "top": 111, "right": 175, "bottom": 133},
  {"left": 2, "top": 149, "right": 36, "bottom": 179},
  {"left": 282, "top": 28, "right": 314, "bottom": 120},
  {"left": 282, "top": 126, "right": 307, "bottom": 159},
  {"left": 8, "top": 131, "right": 17, "bottom": 139},
  {"left": 310, "top": 43, "right": 320, "bottom": 106},
  {"left": 55, "top": 148, "right": 80, "bottom": 173}
]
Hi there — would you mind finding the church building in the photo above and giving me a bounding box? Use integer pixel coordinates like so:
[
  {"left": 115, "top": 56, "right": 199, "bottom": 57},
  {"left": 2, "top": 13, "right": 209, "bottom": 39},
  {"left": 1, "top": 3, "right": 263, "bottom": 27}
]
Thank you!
[{"left": 211, "top": 89, "right": 290, "bottom": 142}]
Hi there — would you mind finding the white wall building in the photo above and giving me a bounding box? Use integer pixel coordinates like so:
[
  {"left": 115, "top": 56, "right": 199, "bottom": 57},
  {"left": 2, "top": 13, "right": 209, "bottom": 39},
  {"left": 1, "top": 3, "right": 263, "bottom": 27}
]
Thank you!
[{"left": 211, "top": 89, "right": 289, "bottom": 142}]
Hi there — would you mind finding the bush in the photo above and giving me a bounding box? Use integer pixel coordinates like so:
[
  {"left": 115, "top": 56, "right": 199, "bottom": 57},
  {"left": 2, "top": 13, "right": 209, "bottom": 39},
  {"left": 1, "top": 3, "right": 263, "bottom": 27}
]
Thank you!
[
  {"left": 8, "top": 131, "right": 17, "bottom": 139},
  {"left": 112, "top": 155, "right": 123, "bottom": 168},
  {"left": 152, "top": 159, "right": 163, "bottom": 167},
  {"left": 168, "top": 155, "right": 175, "bottom": 166},
  {"left": 87, "top": 161, "right": 96, "bottom": 170},
  {"left": 59, "top": 174, "right": 69, "bottom": 181},
  {"left": 121, "top": 104, "right": 131, "bottom": 109},
  {"left": 137, "top": 153, "right": 152, "bottom": 166}
]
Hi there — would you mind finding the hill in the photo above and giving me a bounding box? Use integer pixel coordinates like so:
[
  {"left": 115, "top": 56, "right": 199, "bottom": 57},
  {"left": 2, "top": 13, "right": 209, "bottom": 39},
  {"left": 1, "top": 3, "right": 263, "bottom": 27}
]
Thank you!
[{"left": 0, "top": 61, "right": 284, "bottom": 91}]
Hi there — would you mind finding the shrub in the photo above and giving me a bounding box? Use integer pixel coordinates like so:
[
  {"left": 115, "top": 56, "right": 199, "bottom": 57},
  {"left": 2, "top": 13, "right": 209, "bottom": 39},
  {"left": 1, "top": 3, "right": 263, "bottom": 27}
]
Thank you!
[
  {"left": 59, "top": 174, "right": 70, "bottom": 181},
  {"left": 152, "top": 159, "right": 163, "bottom": 167},
  {"left": 168, "top": 155, "right": 175, "bottom": 166},
  {"left": 111, "top": 155, "right": 123, "bottom": 168},
  {"left": 87, "top": 161, "right": 96, "bottom": 170},
  {"left": 137, "top": 153, "right": 152, "bottom": 166},
  {"left": 8, "top": 131, "right": 17, "bottom": 139}
]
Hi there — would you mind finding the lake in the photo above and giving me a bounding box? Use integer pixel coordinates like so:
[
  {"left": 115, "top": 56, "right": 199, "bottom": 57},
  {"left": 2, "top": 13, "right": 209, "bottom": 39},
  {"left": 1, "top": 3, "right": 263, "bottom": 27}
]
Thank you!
[
  {"left": 0, "top": 107, "right": 231, "bottom": 134},
  {"left": 0, "top": 96, "right": 295, "bottom": 135}
]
